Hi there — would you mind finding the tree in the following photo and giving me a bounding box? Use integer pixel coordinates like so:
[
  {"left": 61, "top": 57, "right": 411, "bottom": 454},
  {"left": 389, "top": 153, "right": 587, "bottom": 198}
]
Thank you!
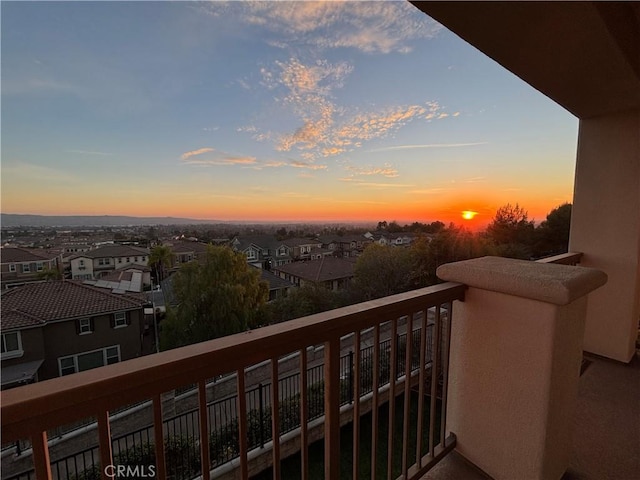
[
  {"left": 353, "top": 244, "right": 414, "bottom": 300},
  {"left": 534, "top": 203, "right": 572, "bottom": 257},
  {"left": 260, "top": 283, "right": 347, "bottom": 325},
  {"left": 486, "top": 203, "right": 535, "bottom": 258},
  {"left": 160, "top": 246, "right": 268, "bottom": 350},
  {"left": 37, "top": 266, "right": 62, "bottom": 281},
  {"left": 411, "top": 225, "right": 495, "bottom": 287},
  {"left": 148, "top": 245, "right": 173, "bottom": 282}
]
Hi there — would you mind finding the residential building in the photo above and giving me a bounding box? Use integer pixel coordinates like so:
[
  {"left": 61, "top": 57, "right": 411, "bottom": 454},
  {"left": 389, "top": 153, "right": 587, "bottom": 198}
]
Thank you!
[
  {"left": 82, "top": 267, "right": 151, "bottom": 293},
  {"left": 166, "top": 241, "right": 211, "bottom": 270},
  {"left": 0, "top": 247, "right": 63, "bottom": 289},
  {"left": 230, "top": 235, "right": 293, "bottom": 268},
  {"left": 272, "top": 257, "right": 355, "bottom": 291},
  {"left": 318, "top": 234, "right": 371, "bottom": 258},
  {"left": 282, "top": 237, "right": 323, "bottom": 261},
  {"left": 1, "top": 281, "right": 148, "bottom": 389},
  {"left": 69, "top": 245, "right": 150, "bottom": 281},
  {"left": 255, "top": 267, "right": 296, "bottom": 302}
]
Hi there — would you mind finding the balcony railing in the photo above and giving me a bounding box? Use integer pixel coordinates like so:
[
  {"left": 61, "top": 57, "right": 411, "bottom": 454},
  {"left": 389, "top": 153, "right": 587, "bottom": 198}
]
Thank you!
[
  {"left": 535, "top": 252, "right": 582, "bottom": 265},
  {"left": 1, "top": 282, "right": 465, "bottom": 480}
]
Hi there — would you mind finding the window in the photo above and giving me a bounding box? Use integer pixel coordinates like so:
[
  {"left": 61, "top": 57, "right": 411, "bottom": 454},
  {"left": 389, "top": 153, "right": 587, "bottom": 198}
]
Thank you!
[
  {"left": 36, "top": 262, "right": 44, "bottom": 272},
  {"left": 98, "top": 258, "right": 110, "bottom": 266},
  {"left": 135, "top": 257, "right": 138, "bottom": 262},
  {"left": 118, "top": 258, "right": 123, "bottom": 263},
  {"left": 246, "top": 250, "right": 256, "bottom": 260},
  {"left": 60, "top": 357, "right": 75, "bottom": 376},
  {"left": 22, "top": 263, "right": 31, "bottom": 273},
  {"left": 58, "top": 345, "right": 121, "bottom": 376},
  {"left": 79, "top": 259, "right": 85, "bottom": 266},
  {"left": 106, "top": 346, "right": 119, "bottom": 365},
  {"left": 1, "top": 332, "right": 23, "bottom": 359},
  {"left": 78, "top": 318, "right": 92, "bottom": 334},
  {"left": 141, "top": 256, "right": 146, "bottom": 262},
  {"left": 113, "top": 312, "right": 127, "bottom": 328},
  {"left": 9, "top": 264, "right": 16, "bottom": 272},
  {"left": 126, "top": 257, "right": 130, "bottom": 263}
]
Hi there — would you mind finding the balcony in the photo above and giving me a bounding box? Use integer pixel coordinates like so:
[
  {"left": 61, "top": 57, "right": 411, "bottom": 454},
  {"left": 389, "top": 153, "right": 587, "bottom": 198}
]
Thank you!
[{"left": 2, "top": 253, "right": 631, "bottom": 480}]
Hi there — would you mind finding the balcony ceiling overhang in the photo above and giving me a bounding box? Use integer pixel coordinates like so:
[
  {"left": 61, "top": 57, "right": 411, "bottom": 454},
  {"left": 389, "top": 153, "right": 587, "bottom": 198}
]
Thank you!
[{"left": 411, "top": 1, "right": 640, "bottom": 119}]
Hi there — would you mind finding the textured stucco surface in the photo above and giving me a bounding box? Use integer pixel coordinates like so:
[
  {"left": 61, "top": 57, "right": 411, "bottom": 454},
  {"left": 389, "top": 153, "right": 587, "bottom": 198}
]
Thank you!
[
  {"left": 570, "top": 109, "right": 640, "bottom": 362},
  {"left": 437, "top": 256, "right": 607, "bottom": 306},
  {"left": 440, "top": 257, "right": 601, "bottom": 480}
]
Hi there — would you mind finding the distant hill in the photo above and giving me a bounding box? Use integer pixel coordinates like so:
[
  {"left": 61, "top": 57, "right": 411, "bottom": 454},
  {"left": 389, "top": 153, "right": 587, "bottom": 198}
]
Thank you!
[{"left": 1, "top": 214, "right": 217, "bottom": 228}]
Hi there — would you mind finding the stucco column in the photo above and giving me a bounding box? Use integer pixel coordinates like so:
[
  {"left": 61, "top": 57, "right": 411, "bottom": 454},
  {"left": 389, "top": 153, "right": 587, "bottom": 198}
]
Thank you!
[
  {"left": 570, "top": 109, "right": 640, "bottom": 362},
  {"left": 437, "top": 256, "right": 607, "bottom": 480}
]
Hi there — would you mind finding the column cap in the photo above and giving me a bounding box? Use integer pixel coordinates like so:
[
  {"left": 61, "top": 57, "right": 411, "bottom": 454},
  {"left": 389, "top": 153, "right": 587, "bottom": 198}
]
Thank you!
[{"left": 437, "top": 256, "right": 607, "bottom": 305}]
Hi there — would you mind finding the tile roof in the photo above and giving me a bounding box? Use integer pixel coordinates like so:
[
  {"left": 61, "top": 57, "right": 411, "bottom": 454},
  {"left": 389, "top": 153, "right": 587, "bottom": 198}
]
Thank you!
[
  {"left": 1, "top": 281, "right": 146, "bottom": 331},
  {"left": 232, "top": 235, "right": 282, "bottom": 252},
  {"left": 272, "top": 257, "right": 355, "bottom": 282},
  {"left": 1, "top": 247, "right": 61, "bottom": 263},
  {"left": 69, "top": 245, "right": 149, "bottom": 260},
  {"left": 254, "top": 267, "right": 296, "bottom": 290},
  {"left": 169, "top": 242, "right": 211, "bottom": 254},
  {"left": 282, "top": 238, "right": 323, "bottom": 247}
]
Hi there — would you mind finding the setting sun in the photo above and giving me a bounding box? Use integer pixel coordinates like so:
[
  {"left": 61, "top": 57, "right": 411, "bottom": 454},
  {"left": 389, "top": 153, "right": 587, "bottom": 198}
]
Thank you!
[{"left": 462, "top": 210, "right": 478, "bottom": 220}]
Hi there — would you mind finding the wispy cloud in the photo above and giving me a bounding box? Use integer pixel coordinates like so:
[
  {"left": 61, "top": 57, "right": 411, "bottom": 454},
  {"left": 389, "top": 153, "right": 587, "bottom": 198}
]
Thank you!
[
  {"left": 181, "top": 147, "right": 214, "bottom": 160},
  {"left": 184, "top": 155, "right": 257, "bottom": 166},
  {"left": 409, "top": 188, "right": 449, "bottom": 195},
  {"left": 344, "top": 164, "right": 399, "bottom": 178},
  {"left": 3, "top": 161, "right": 78, "bottom": 183},
  {"left": 239, "top": 1, "right": 442, "bottom": 54},
  {"left": 260, "top": 57, "right": 447, "bottom": 161},
  {"left": 281, "top": 191, "right": 311, "bottom": 199},
  {"left": 464, "top": 176, "right": 486, "bottom": 183},
  {"left": 67, "top": 149, "right": 113, "bottom": 156},
  {"left": 289, "top": 160, "right": 328, "bottom": 170},
  {"left": 368, "top": 142, "right": 488, "bottom": 153},
  {"left": 339, "top": 178, "right": 414, "bottom": 189}
]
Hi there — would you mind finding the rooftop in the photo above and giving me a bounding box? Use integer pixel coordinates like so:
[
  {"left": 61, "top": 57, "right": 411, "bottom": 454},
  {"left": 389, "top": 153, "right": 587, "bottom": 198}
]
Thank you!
[
  {"left": 272, "top": 257, "right": 356, "bottom": 282},
  {"left": 1, "top": 281, "right": 147, "bottom": 331},
  {"left": 0, "top": 247, "right": 61, "bottom": 263},
  {"left": 68, "top": 244, "right": 149, "bottom": 260}
]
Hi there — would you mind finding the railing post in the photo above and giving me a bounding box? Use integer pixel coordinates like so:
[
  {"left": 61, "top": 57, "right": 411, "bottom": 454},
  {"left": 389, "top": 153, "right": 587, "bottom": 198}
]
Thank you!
[
  {"left": 324, "top": 335, "right": 341, "bottom": 479},
  {"left": 438, "top": 257, "right": 607, "bottom": 480},
  {"left": 348, "top": 350, "right": 354, "bottom": 404},
  {"left": 258, "top": 383, "right": 265, "bottom": 448}
]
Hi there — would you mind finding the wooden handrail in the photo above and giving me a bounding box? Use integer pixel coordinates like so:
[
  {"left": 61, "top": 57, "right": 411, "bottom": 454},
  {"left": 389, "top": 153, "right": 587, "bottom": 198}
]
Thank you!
[
  {"left": 536, "top": 252, "right": 583, "bottom": 265},
  {"left": 1, "top": 282, "right": 465, "bottom": 444}
]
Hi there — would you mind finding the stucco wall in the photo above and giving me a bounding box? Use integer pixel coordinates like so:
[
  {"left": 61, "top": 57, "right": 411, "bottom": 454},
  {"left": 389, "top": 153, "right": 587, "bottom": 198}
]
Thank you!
[{"left": 570, "top": 108, "right": 640, "bottom": 362}]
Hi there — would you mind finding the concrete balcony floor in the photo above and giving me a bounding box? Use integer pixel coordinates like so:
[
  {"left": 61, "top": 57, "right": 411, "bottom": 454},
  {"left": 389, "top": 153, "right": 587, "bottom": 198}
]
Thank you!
[{"left": 422, "top": 352, "right": 640, "bottom": 480}]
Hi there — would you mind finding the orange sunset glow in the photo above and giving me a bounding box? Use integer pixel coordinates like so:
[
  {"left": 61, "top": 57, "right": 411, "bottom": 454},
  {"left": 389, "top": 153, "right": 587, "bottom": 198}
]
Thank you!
[{"left": 1, "top": 1, "right": 578, "bottom": 227}]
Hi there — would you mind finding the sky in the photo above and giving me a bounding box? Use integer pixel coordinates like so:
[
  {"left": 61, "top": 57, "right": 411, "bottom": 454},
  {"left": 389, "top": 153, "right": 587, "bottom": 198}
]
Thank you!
[{"left": 1, "top": 1, "right": 579, "bottom": 227}]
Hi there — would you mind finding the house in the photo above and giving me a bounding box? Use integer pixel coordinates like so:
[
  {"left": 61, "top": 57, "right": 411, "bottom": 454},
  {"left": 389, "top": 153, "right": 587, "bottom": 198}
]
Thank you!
[
  {"left": 282, "top": 238, "right": 323, "bottom": 261},
  {"left": 254, "top": 267, "right": 296, "bottom": 302},
  {"left": 0, "top": 247, "right": 63, "bottom": 289},
  {"left": 81, "top": 266, "right": 151, "bottom": 293},
  {"left": 318, "top": 234, "right": 371, "bottom": 258},
  {"left": 69, "top": 245, "right": 150, "bottom": 282},
  {"left": 166, "top": 241, "right": 211, "bottom": 268},
  {"left": 230, "top": 235, "right": 293, "bottom": 268},
  {"left": 0, "top": 281, "right": 148, "bottom": 389},
  {"left": 271, "top": 257, "right": 356, "bottom": 291}
]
